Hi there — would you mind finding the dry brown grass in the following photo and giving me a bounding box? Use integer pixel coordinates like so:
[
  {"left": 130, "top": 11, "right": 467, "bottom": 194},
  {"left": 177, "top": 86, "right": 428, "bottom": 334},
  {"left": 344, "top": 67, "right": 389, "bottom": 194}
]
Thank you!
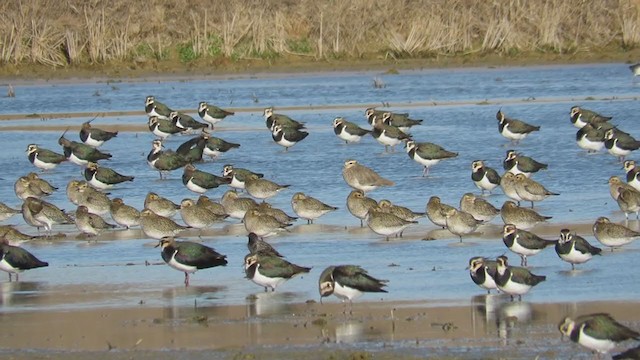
[{"left": 0, "top": 0, "right": 638, "bottom": 68}]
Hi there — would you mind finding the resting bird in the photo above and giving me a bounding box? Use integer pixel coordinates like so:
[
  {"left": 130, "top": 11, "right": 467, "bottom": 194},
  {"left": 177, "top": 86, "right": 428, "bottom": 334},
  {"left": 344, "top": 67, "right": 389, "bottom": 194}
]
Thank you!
[
  {"left": 156, "top": 237, "right": 227, "bottom": 287},
  {"left": 318, "top": 265, "right": 388, "bottom": 310},
  {"left": 496, "top": 109, "right": 540, "bottom": 144},
  {"left": 79, "top": 119, "right": 118, "bottom": 148}
]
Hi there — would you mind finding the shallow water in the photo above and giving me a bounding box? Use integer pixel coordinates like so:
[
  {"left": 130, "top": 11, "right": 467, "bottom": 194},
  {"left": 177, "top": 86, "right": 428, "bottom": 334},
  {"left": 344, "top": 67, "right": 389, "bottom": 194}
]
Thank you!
[{"left": 1, "top": 63, "right": 640, "bottom": 313}]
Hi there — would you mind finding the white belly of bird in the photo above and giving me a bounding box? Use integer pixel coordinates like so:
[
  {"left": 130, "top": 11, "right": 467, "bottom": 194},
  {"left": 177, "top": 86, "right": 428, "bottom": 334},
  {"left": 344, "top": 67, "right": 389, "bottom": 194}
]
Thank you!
[
  {"left": 446, "top": 219, "right": 474, "bottom": 237},
  {"left": 501, "top": 125, "right": 527, "bottom": 141},
  {"left": 475, "top": 176, "right": 498, "bottom": 192},
  {"left": 501, "top": 185, "right": 523, "bottom": 202},
  {"left": 333, "top": 281, "right": 363, "bottom": 301},
  {"left": 578, "top": 332, "right": 616, "bottom": 354},
  {"left": 148, "top": 109, "right": 169, "bottom": 120},
  {"left": 84, "top": 136, "right": 104, "bottom": 148},
  {"left": 577, "top": 135, "right": 604, "bottom": 152},
  {"left": 251, "top": 266, "right": 286, "bottom": 290},
  {"left": 352, "top": 180, "right": 377, "bottom": 193},
  {"left": 295, "top": 208, "right": 328, "bottom": 221},
  {"left": 559, "top": 245, "right": 592, "bottom": 264},
  {"left": 167, "top": 254, "right": 197, "bottom": 274},
  {"left": 506, "top": 167, "right": 529, "bottom": 177},
  {"left": 142, "top": 225, "right": 176, "bottom": 240},
  {"left": 498, "top": 276, "right": 532, "bottom": 296},
  {"left": 33, "top": 156, "right": 58, "bottom": 170},
  {"left": 203, "top": 147, "right": 222, "bottom": 158},
  {"left": 112, "top": 214, "right": 139, "bottom": 229},
  {"left": 629, "top": 179, "right": 640, "bottom": 192},
  {"left": 186, "top": 179, "right": 208, "bottom": 194},
  {"left": 367, "top": 219, "right": 409, "bottom": 237},
  {"left": 338, "top": 129, "right": 362, "bottom": 143},
  {"left": 478, "top": 271, "right": 498, "bottom": 290},
  {"left": 509, "top": 239, "right": 543, "bottom": 257},
  {"left": 275, "top": 136, "right": 296, "bottom": 148},
  {"left": 608, "top": 144, "right": 631, "bottom": 157},
  {"left": 573, "top": 118, "right": 588, "bottom": 129},
  {"left": 596, "top": 235, "right": 635, "bottom": 248},
  {"left": 68, "top": 153, "right": 88, "bottom": 166},
  {"left": 77, "top": 220, "right": 99, "bottom": 236},
  {"left": 151, "top": 128, "right": 170, "bottom": 139},
  {"left": 375, "top": 132, "right": 402, "bottom": 147},
  {"left": 0, "top": 258, "right": 20, "bottom": 275},
  {"left": 411, "top": 155, "right": 440, "bottom": 169},
  {"left": 88, "top": 175, "right": 112, "bottom": 190},
  {"left": 202, "top": 114, "right": 220, "bottom": 126},
  {"left": 227, "top": 177, "right": 245, "bottom": 190}
]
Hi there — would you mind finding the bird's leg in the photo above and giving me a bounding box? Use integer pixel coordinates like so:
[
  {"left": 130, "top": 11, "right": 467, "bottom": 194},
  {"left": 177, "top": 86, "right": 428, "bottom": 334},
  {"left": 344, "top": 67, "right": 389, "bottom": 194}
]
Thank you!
[
  {"left": 422, "top": 167, "right": 427, "bottom": 177},
  {"left": 518, "top": 295, "right": 522, "bottom": 302},
  {"left": 359, "top": 219, "right": 364, "bottom": 228},
  {"left": 184, "top": 272, "right": 190, "bottom": 287},
  {"left": 530, "top": 201, "right": 534, "bottom": 209},
  {"left": 459, "top": 236, "right": 463, "bottom": 243},
  {"left": 8, "top": 273, "right": 12, "bottom": 282},
  {"left": 571, "top": 263, "right": 575, "bottom": 271}
]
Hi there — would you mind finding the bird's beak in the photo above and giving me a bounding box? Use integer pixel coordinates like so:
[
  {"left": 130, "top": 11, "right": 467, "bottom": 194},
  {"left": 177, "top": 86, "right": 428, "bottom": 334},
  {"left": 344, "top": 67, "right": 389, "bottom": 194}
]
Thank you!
[{"left": 154, "top": 241, "right": 161, "bottom": 248}]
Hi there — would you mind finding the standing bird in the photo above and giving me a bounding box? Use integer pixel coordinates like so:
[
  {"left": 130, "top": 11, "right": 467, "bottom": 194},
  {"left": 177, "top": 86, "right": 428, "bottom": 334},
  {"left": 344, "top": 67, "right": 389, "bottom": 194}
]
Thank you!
[
  {"left": 0, "top": 242, "right": 48, "bottom": 281},
  {"left": 291, "top": 192, "right": 338, "bottom": 224},
  {"left": 604, "top": 128, "right": 640, "bottom": 162},
  {"left": 371, "top": 116, "right": 411, "bottom": 152},
  {"left": 79, "top": 119, "right": 117, "bottom": 148},
  {"left": 426, "top": 196, "right": 456, "bottom": 229},
  {"left": 569, "top": 106, "right": 612, "bottom": 129},
  {"left": 247, "top": 232, "right": 283, "bottom": 257},
  {"left": 494, "top": 255, "right": 546, "bottom": 301},
  {"left": 271, "top": 124, "right": 309, "bottom": 151},
  {"left": 555, "top": 229, "right": 601, "bottom": 270},
  {"left": 170, "top": 111, "right": 208, "bottom": 132},
  {"left": 624, "top": 160, "right": 640, "bottom": 192},
  {"left": 500, "top": 172, "right": 524, "bottom": 205},
  {"left": 346, "top": 190, "right": 378, "bottom": 227},
  {"left": 503, "top": 150, "right": 548, "bottom": 177},
  {"left": 243, "top": 209, "right": 292, "bottom": 238},
  {"left": 365, "top": 205, "right": 418, "bottom": 240},
  {"left": 139, "top": 209, "right": 190, "bottom": 239},
  {"left": 14, "top": 174, "right": 56, "bottom": 201},
  {"left": 471, "top": 160, "right": 501, "bottom": 195},
  {"left": 148, "top": 116, "right": 183, "bottom": 140},
  {"left": 244, "top": 175, "right": 290, "bottom": 201},
  {"left": 84, "top": 162, "right": 134, "bottom": 190},
  {"left": 147, "top": 140, "right": 189, "bottom": 179},
  {"left": 156, "top": 237, "right": 227, "bottom": 286},
  {"left": 333, "top": 117, "right": 371, "bottom": 144},
  {"left": 559, "top": 313, "right": 640, "bottom": 355},
  {"left": 405, "top": 140, "right": 457, "bottom": 177},
  {"left": 496, "top": 109, "right": 540, "bottom": 144},
  {"left": 443, "top": 208, "right": 482, "bottom": 242},
  {"left": 500, "top": 201, "right": 551, "bottom": 230},
  {"left": 243, "top": 253, "right": 310, "bottom": 292},
  {"left": 381, "top": 112, "right": 423, "bottom": 133},
  {"left": 201, "top": 130, "right": 240, "bottom": 159},
  {"left": 378, "top": 199, "right": 426, "bottom": 222},
  {"left": 26, "top": 144, "right": 66, "bottom": 171},
  {"left": 144, "top": 192, "right": 180, "bottom": 218},
  {"left": 179, "top": 199, "right": 227, "bottom": 230},
  {"left": 220, "top": 190, "right": 259, "bottom": 220},
  {"left": 109, "top": 198, "right": 140, "bottom": 229},
  {"left": 593, "top": 216, "right": 640, "bottom": 250},
  {"left": 617, "top": 187, "right": 640, "bottom": 220},
  {"left": 263, "top": 107, "right": 305, "bottom": 130},
  {"left": 22, "top": 197, "right": 74, "bottom": 234},
  {"left": 75, "top": 205, "right": 117, "bottom": 237},
  {"left": 145, "top": 96, "right": 173, "bottom": 120},
  {"left": 513, "top": 173, "right": 559, "bottom": 208},
  {"left": 467, "top": 256, "right": 498, "bottom": 294},
  {"left": 318, "top": 265, "right": 388, "bottom": 305},
  {"left": 222, "top": 165, "right": 263, "bottom": 191},
  {"left": 58, "top": 130, "right": 111, "bottom": 166},
  {"left": 575, "top": 123, "right": 607, "bottom": 153},
  {"left": 182, "top": 164, "right": 230, "bottom": 194},
  {"left": 502, "top": 224, "right": 556, "bottom": 266},
  {"left": 198, "top": 101, "right": 234, "bottom": 128},
  {"left": 342, "top": 159, "right": 394, "bottom": 193}
]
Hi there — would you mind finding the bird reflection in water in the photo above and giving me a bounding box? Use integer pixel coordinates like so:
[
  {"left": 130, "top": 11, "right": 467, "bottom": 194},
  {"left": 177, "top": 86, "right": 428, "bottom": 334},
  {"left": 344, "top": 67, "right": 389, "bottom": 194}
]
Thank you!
[
  {"left": 0, "top": 281, "right": 46, "bottom": 307},
  {"left": 470, "top": 294, "right": 542, "bottom": 345},
  {"left": 161, "top": 285, "right": 226, "bottom": 320},
  {"left": 245, "top": 291, "right": 298, "bottom": 317}
]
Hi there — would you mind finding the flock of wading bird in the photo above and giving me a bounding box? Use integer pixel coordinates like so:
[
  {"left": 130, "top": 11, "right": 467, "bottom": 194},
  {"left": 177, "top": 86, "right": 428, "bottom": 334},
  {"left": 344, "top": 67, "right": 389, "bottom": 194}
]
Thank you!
[{"left": 5, "top": 93, "right": 640, "bottom": 357}]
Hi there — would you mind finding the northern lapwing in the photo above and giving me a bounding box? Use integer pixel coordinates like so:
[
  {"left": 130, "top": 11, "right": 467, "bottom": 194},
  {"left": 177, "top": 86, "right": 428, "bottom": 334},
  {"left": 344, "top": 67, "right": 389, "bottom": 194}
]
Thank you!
[
  {"left": 247, "top": 232, "right": 283, "bottom": 257},
  {"left": 459, "top": 193, "right": 499, "bottom": 222},
  {"left": 201, "top": 130, "right": 240, "bottom": 159},
  {"left": 271, "top": 124, "right": 309, "bottom": 151},
  {"left": 140, "top": 209, "right": 190, "bottom": 239},
  {"left": 291, "top": 192, "right": 338, "bottom": 224},
  {"left": 467, "top": 256, "right": 498, "bottom": 294},
  {"left": 263, "top": 107, "right": 305, "bottom": 130},
  {"left": 405, "top": 140, "right": 457, "bottom": 177},
  {"left": 630, "top": 63, "right": 640, "bottom": 77},
  {"left": 575, "top": 123, "right": 606, "bottom": 153},
  {"left": 500, "top": 201, "right": 551, "bottom": 230},
  {"left": 84, "top": 162, "right": 134, "bottom": 190},
  {"left": 494, "top": 255, "right": 546, "bottom": 301},
  {"left": 244, "top": 252, "right": 310, "bottom": 292},
  {"left": 170, "top": 111, "right": 208, "bottom": 132},
  {"left": 593, "top": 216, "right": 640, "bottom": 250},
  {"left": 26, "top": 144, "right": 66, "bottom": 171},
  {"left": 443, "top": 207, "right": 482, "bottom": 242},
  {"left": 75, "top": 205, "right": 117, "bottom": 237},
  {"left": 332, "top": 117, "right": 371, "bottom": 144},
  {"left": 244, "top": 175, "right": 290, "bottom": 201},
  {"left": 342, "top": 159, "right": 394, "bottom": 193},
  {"left": 570, "top": 106, "right": 612, "bottom": 129},
  {"left": 148, "top": 116, "right": 183, "bottom": 140},
  {"left": 346, "top": 190, "right": 378, "bottom": 227},
  {"left": 425, "top": 196, "right": 455, "bottom": 229},
  {"left": 175, "top": 135, "right": 207, "bottom": 163},
  {"left": 559, "top": 313, "right": 640, "bottom": 355},
  {"left": 624, "top": 160, "right": 640, "bottom": 190},
  {"left": 496, "top": 109, "right": 540, "bottom": 144},
  {"left": 381, "top": 112, "right": 423, "bottom": 133},
  {"left": 144, "top": 192, "right": 180, "bottom": 218},
  {"left": 198, "top": 101, "right": 234, "bottom": 128},
  {"left": 222, "top": 165, "right": 263, "bottom": 191},
  {"left": 58, "top": 130, "right": 111, "bottom": 166},
  {"left": 109, "top": 198, "right": 140, "bottom": 229},
  {"left": 365, "top": 205, "right": 418, "bottom": 240},
  {"left": 156, "top": 237, "right": 227, "bottom": 287},
  {"left": 502, "top": 224, "right": 556, "bottom": 266},
  {"left": 147, "top": 140, "right": 189, "bottom": 179},
  {"left": 220, "top": 190, "right": 258, "bottom": 220},
  {"left": 605, "top": 128, "right": 640, "bottom": 162},
  {"left": 0, "top": 242, "right": 48, "bottom": 281},
  {"left": 318, "top": 265, "right": 388, "bottom": 308},
  {"left": 145, "top": 96, "right": 173, "bottom": 120},
  {"left": 182, "top": 164, "right": 230, "bottom": 194},
  {"left": 179, "top": 199, "right": 228, "bottom": 229},
  {"left": 79, "top": 119, "right": 117, "bottom": 148},
  {"left": 243, "top": 209, "right": 292, "bottom": 238},
  {"left": 555, "top": 229, "right": 601, "bottom": 270},
  {"left": 371, "top": 116, "right": 411, "bottom": 152},
  {"left": 513, "top": 173, "right": 559, "bottom": 208},
  {"left": 503, "top": 150, "right": 548, "bottom": 177},
  {"left": 471, "top": 160, "right": 501, "bottom": 195}
]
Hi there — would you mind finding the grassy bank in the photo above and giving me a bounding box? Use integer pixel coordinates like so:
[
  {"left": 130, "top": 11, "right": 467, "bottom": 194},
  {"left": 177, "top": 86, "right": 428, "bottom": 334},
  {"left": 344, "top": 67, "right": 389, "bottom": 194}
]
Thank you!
[{"left": 1, "top": 0, "right": 640, "bottom": 79}]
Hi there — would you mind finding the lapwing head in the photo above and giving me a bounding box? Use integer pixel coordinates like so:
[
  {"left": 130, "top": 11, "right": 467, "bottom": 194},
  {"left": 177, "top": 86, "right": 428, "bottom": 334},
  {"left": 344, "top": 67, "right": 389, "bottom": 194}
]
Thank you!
[
  {"left": 272, "top": 124, "right": 283, "bottom": 134},
  {"left": 292, "top": 192, "right": 306, "bottom": 201},
  {"left": 169, "top": 111, "right": 180, "bottom": 120},
  {"left": 467, "top": 257, "right": 485, "bottom": 271},
  {"left": 156, "top": 237, "right": 176, "bottom": 249},
  {"left": 496, "top": 109, "right": 505, "bottom": 122},
  {"left": 558, "top": 317, "right": 575, "bottom": 339},
  {"left": 81, "top": 121, "right": 92, "bottom": 130},
  {"left": 148, "top": 116, "right": 159, "bottom": 127},
  {"left": 318, "top": 266, "right": 336, "bottom": 299},
  {"left": 364, "top": 108, "right": 375, "bottom": 118},
  {"left": 569, "top": 106, "right": 580, "bottom": 118},
  {"left": 559, "top": 229, "right": 572, "bottom": 244},
  {"left": 26, "top": 144, "right": 38, "bottom": 155},
  {"left": 222, "top": 165, "right": 234, "bottom": 177},
  {"left": 496, "top": 255, "right": 509, "bottom": 268},
  {"left": 502, "top": 224, "right": 517, "bottom": 237},
  {"left": 624, "top": 160, "right": 636, "bottom": 172},
  {"left": 604, "top": 129, "right": 615, "bottom": 140},
  {"left": 145, "top": 96, "right": 155, "bottom": 106},
  {"left": 405, "top": 140, "right": 416, "bottom": 150},
  {"left": 198, "top": 102, "right": 208, "bottom": 112},
  {"left": 332, "top": 117, "right": 344, "bottom": 128},
  {"left": 76, "top": 205, "right": 89, "bottom": 215},
  {"left": 151, "top": 140, "right": 164, "bottom": 151},
  {"left": 58, "top": 128, "right": 71, "bottom": 146},
  {"left": 263, "top": 107, "right": 274, "bottom": 117},
  {"left": 381, "top": 112, "right": 393, "bottom": 124},
  {"left": 244, "top": 253, "right": 258, "bottom": 269},
  {"left": 471, "top": 160, "right": 484, "bottom": 172},
  {"left": 344, "top": 159, "right": 358, "bottom": 169},
  {"left": 181, "top": 199, "right": 195, "bottom": 209},
  {"left": 505, "top": 150, "right": 517, "bottom": 161},
  {"left": 86, "top": 162, "right": 99, "bottom": 171}
]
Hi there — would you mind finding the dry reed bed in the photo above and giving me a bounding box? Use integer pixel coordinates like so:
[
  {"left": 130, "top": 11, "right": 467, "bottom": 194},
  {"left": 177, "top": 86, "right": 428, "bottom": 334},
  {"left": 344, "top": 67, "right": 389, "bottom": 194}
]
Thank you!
[{"left": 1, "top": 0, "right": 639, "bottom": 67}]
